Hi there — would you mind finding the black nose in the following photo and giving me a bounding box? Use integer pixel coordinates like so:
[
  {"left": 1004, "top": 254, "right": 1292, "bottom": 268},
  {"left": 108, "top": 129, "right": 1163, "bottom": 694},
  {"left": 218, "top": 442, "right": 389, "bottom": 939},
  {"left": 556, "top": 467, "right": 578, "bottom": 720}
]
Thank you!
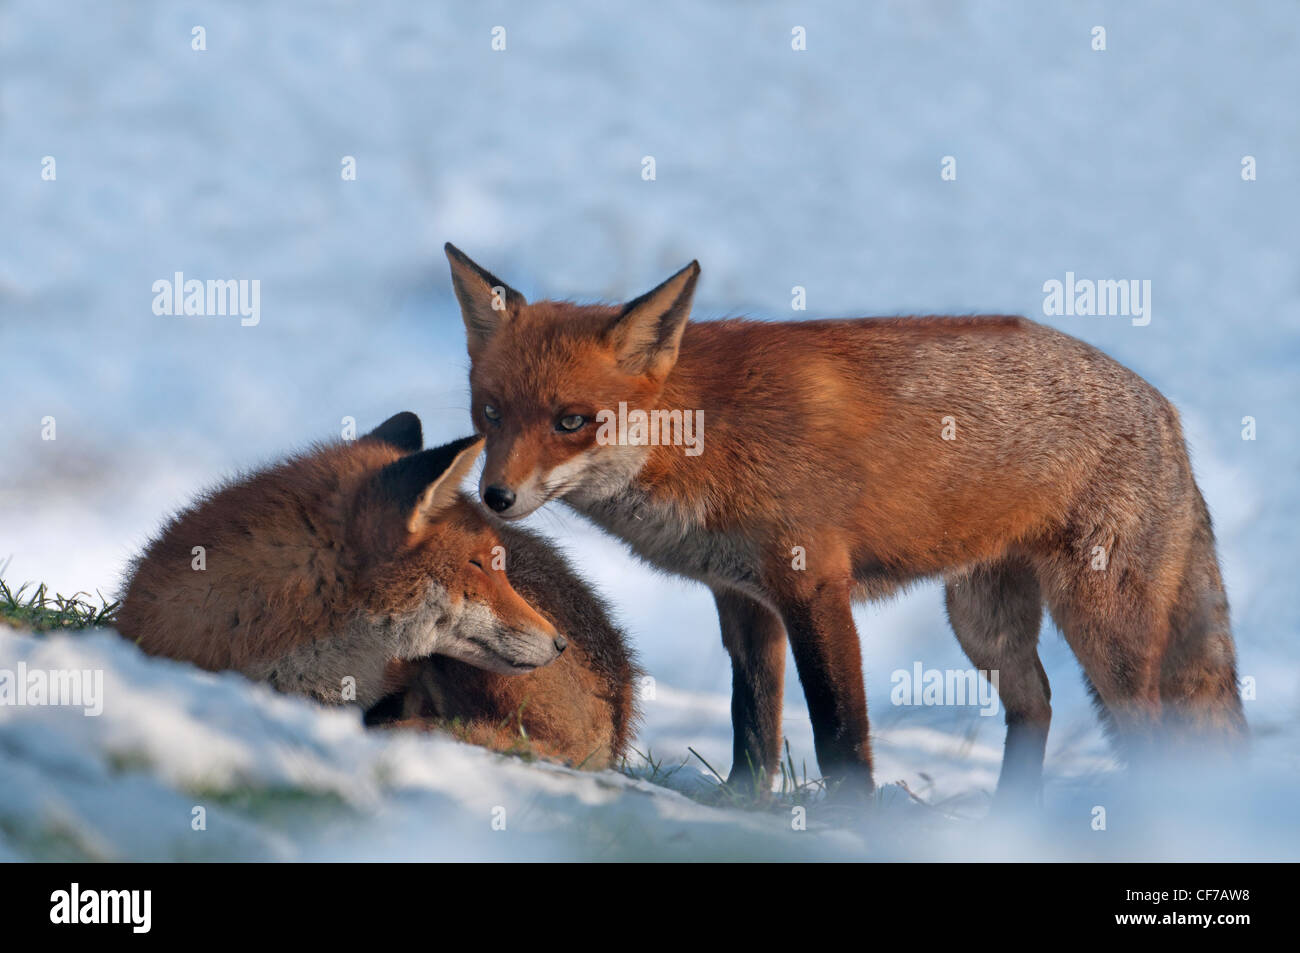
[
  {"left": 483, "top": 485, "right": 516, "bottom": 512},
  {"left": 553, "top": 635, "right": 568, "bottom": 654}
]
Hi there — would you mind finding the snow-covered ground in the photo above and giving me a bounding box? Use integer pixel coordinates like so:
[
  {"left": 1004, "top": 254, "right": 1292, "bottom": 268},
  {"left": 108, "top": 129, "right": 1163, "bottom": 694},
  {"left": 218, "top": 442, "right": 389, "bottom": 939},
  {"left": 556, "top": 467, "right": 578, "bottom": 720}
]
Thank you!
[
  {"left": 4, "top": 625, "right": 1296, "bottom": 862},
  {"left": 1, "top": 1, "right": 1298, "bottom": 860}
]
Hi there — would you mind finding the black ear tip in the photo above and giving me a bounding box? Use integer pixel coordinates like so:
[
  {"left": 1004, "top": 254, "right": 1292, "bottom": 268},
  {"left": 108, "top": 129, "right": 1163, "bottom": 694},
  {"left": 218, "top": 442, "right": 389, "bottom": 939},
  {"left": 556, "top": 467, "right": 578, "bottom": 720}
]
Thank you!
[
  {"left": 440, "top": 433, "right": 485, "bottom": 457},
  {"left": 445, "top": 242, "right": 463, "bottom": 260},
  {"left": 365, "top": 412, "right": 424, "bottom": 453},
  {"left": 386, "top": 410, "right": 420, "bottom": 429}
]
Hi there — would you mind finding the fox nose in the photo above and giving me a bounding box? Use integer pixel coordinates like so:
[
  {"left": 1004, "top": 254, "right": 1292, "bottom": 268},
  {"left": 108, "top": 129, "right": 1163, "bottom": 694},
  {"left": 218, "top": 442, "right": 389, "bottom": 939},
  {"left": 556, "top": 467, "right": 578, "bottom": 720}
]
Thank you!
[
  {"left": 484, "top": 485, "right": 516, "bottom": 513},
  {"left": 553, "top": 635, "right": 568, "bottom": 654}
]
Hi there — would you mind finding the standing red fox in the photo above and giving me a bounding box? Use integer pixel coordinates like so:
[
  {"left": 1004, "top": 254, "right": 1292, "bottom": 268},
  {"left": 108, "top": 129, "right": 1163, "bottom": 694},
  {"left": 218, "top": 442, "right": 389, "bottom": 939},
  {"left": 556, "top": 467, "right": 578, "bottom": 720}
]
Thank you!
[
  {"left": 116, "top": 413, "right": 640, "bottom": 768},
  {"left": 445, "top": 243, "right": 1245, "bottom": 798}
]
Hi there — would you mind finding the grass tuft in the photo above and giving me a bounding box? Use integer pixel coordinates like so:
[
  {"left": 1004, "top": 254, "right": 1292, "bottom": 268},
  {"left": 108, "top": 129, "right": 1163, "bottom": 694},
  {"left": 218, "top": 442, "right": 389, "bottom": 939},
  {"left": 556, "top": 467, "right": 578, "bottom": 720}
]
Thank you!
[
  {"left": 0, "top": 576, "right": 119, "bottom": 633},
  {"left": 619, "top": 738, "right": 836, "bottom": 812}
]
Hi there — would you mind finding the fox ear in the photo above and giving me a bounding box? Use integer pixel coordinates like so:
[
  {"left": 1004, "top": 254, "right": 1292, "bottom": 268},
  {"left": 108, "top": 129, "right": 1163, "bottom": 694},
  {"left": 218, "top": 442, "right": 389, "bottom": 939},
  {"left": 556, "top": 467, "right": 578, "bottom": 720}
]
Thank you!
[
  {"left": 608, "top": 260, "right": 700, "bottom": 378},
  {"left": 373, "top": 435, "right": 484, "bottom": 534},
  {"left": 445, "top": 243, "right": 526, "bottom": 359},
  {"left": 363, "top": 412, "right": 423, "bottom": 453}
]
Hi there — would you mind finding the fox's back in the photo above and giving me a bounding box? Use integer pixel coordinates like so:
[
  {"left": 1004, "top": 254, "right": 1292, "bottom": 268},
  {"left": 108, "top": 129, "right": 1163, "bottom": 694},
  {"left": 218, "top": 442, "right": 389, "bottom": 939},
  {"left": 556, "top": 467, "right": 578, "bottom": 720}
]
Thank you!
[
  {"left": 636, "top": 313, "right": 1188, "bottom": 581},
  {"left": 677, "top": 313, "right": 1170, "bottom": 453},
  {"left": 117, "top": 441, "right": 395, "bottom": 671}
]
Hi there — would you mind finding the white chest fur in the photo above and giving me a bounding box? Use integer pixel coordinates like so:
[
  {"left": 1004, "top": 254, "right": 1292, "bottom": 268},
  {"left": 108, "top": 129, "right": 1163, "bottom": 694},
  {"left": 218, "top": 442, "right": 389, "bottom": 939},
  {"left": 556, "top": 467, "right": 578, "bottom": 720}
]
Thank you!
[{"left": 567, "top": 483, "right": 764, "bottom": 597}]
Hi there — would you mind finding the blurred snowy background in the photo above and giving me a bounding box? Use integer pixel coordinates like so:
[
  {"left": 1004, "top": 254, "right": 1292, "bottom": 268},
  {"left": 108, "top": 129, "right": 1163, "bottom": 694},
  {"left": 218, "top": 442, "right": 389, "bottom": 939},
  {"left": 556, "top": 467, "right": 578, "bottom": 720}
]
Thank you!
[{"left": 1, "top": 1, "right": 1297, "bottom": 859}]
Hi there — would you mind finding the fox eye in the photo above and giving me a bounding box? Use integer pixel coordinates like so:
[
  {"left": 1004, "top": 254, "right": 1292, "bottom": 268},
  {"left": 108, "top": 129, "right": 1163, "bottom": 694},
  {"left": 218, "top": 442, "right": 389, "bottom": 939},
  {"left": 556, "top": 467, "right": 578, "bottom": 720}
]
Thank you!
[
  {"left": 483, "top": 405, "right": 501, "bottom": 423},
  {"left": 469, "top": 559, "right": 485, "bottom": 571},
  {"left": 557, "top": 414, "right": 586, "bottom": 432}
]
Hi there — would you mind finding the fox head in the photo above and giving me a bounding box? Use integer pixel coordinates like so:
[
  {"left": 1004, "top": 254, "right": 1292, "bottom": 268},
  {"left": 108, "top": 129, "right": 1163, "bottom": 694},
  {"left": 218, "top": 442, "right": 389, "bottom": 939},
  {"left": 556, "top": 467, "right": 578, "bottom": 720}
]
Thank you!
[
  {"left": 350, "top": 414, "right": 565, "bottom": 672},
  {"left": 446, "top": 243, "right": 700, "bottom": 519}
]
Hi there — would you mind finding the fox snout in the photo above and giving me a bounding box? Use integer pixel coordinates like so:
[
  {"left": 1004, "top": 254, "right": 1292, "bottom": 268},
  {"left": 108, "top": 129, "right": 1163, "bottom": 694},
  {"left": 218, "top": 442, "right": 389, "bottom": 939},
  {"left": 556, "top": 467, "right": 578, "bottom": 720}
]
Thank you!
[
  {"left": 483, "top": 484, "right": 516, "bottom": 513},
  {"left": 482, "top": 618, "right": 567, "bottom": 673},
  {"left": 439, "top": 603, "right": 567, "bottom": 674},
  {"left": 477, "top": 439, "right": 601, "bottom": 518},
  {"left": 477, "top": 472, "right": 551, "bottom": 519}
]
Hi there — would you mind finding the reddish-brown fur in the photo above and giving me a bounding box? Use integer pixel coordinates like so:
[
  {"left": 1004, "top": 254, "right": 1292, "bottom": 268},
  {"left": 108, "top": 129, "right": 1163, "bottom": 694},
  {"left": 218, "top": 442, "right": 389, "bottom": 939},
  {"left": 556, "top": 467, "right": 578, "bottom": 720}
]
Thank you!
[
  {"left": 116, "top": 417, "right": 639, "bottom": 768},
  {"left": 374, "top": 521, "right": 642, "bottom": 767},
  {"left": 118, "top": 438, "right": 540, "bottom": 673},
  {"left": 447, "top": 245, "right": 1246, "bottom": 799}
]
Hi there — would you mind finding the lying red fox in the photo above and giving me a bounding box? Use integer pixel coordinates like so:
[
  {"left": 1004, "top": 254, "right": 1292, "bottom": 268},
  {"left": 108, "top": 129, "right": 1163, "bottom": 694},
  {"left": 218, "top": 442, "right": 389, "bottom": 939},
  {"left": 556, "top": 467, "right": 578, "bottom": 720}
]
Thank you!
[{"left": 116, "top": 413, "right": 639, "bottom": 768}]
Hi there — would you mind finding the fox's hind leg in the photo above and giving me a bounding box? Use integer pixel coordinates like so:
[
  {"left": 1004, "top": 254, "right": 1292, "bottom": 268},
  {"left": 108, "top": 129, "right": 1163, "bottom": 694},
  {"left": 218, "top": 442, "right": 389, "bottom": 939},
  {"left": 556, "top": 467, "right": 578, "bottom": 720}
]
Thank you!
[
  {"left": 714, "top": 588, "right": 787, "bottom": 793},
  {"left": 945, "top": 556, "right": 1051, "bottom": 806},
  {"left": 1043, "top": 509, "right": 1246, "bottom": 764},
  {"left": 1041, "top": 552, "right": 1168, "bottom": 763}
]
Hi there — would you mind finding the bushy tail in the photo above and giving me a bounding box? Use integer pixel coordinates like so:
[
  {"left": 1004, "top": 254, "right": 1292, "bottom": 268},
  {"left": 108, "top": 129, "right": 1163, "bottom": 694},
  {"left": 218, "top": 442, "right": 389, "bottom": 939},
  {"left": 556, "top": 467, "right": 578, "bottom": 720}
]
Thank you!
[{"left": 1158, "top": 491, "right": 1247, "bottom": 745}]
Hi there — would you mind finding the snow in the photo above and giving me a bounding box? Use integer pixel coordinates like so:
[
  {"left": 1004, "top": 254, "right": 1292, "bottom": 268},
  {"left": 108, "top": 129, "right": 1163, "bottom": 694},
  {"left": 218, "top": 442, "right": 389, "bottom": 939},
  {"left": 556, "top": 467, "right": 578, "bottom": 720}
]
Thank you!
[
  {"left": 1, "top": 1, "right": 1298, "bottom": 859},
  {"left": 0, "top": 626, "right": 869, "bottom": 861},
  {"left": 3, "top": 626, "right": 1296, "bottom": 861}
]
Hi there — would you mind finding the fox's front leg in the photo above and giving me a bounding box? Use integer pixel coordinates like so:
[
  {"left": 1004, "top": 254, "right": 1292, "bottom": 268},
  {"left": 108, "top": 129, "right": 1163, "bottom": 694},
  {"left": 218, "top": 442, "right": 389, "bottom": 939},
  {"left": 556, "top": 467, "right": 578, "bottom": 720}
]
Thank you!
[
  {"left": 713, "top": 588, "right": 787, "bottom": 792},
  {"left": 770, "top": 568, "right": 874, "bottom": 795}
]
